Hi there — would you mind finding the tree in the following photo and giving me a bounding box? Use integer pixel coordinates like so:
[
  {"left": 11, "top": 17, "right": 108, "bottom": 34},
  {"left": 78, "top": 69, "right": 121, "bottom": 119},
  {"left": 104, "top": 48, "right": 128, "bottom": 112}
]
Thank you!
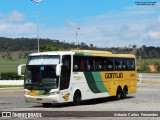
[
  {"left": 90, "top": 44, "right": 93, "bottom": 47},
  {"left": 40, "top": 45, "right": 64, "bottom": 52}
]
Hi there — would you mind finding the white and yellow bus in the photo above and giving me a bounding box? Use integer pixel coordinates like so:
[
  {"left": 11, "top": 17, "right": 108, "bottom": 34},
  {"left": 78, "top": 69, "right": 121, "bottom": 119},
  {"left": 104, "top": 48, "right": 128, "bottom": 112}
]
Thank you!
[{"left": 18, "top": 50, "right": 137, "bottom": 107}]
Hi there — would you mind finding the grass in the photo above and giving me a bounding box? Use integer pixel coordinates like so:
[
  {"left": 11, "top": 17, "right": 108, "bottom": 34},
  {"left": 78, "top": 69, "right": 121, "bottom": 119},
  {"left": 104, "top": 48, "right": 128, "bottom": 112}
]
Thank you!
[
  {"left": 0, "top": 85, "right": 23, "bottom": 88},
  {"left": 137, "top": 59, "right": 160, "bottom": 66},
  {"left": 0, "top": 52, "right": 27, "bottom": 73},
  {"left": 0, "top": 59, "right": 26, "bottom": 73}
]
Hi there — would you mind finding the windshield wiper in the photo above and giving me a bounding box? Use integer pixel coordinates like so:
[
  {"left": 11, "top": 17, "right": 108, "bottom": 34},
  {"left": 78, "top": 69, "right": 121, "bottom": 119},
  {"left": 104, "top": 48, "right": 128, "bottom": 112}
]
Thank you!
[
  {"left": 40, "top": 83, "right": 50, "bottom": 91},
  {"left": 25, "top": 83, "right": 37, "bottom": 90}
]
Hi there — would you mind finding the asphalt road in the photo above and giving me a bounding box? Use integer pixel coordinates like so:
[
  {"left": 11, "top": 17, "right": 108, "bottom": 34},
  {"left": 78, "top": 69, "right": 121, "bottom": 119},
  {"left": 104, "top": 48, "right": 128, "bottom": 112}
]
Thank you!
[
  {"left": 0, "top": 82, "right": 160, "bottom": 111},
  {"left": 1, "top": 83, "right": 160, "bottom": 120},
  {"left": 137, "top": 73, "right": 160, "bottom": 83}
]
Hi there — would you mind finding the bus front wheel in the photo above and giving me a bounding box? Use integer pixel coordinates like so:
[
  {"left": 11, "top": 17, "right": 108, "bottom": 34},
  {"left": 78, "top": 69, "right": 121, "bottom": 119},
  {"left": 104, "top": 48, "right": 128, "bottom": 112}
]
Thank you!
[{"left": 73, "top": 90, "right": 81, "bottom": 106}]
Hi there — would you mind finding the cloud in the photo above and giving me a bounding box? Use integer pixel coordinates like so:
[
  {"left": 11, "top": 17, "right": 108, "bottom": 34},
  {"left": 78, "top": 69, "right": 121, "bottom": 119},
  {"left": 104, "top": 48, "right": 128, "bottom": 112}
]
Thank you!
[
  {"left": 157, "top": 17, "right": 160, "bottom": 24},
  {"left": 65, "top": 20, "right": 79, "bottom": 28},
  {"left": 72, "top": 5, "right": 160, "bottom": 47},
  {"left": 0, "top": 10, "right": 36, "bottom": 37},
  {"left": 0, "top": 10, "right": 25, "bottom": 23},
  {"left": 148, "top": 31, "right": 160, "bottom": 40},
  {"left": 8, "top": 10, "right": 25, "bottom": 23},
  {"left": 155, "top": 2, "right": 160, "bottom": 8},
  {"left": 1, "top": 5, "right": 160, "bottom": 48},
  {"left": 40, "top": 11, "right": 160, "bottom": 47}
]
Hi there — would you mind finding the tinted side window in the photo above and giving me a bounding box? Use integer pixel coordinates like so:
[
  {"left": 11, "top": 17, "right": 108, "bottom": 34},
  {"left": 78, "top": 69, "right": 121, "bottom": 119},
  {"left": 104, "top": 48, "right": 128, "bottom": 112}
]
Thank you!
[
  {"left": 95, "top": 57, "right": 104, "bottom": 70},
  {"left": 73, "top": 56, "right": 87, "bottom": 71},
  {"left": 122, "top": 58, "right": 129, "bottom": 70},
  {"left": 73, "top": 56, "right": 79, "bottom": 71},
  {"left": 115, "top": 59, "right": 122, "bottom": 70},
  {"left": 129, "top": 58, "right": 135, "bottom": 70},
  {"left": 104, "top": 58, "right": 114, "bottom": 71},
  {"left": 86, "top": 57, "right": 95, "bottom": 71},
  {"left": 73, "top": 56, "right": 135, "bottom": 71}
]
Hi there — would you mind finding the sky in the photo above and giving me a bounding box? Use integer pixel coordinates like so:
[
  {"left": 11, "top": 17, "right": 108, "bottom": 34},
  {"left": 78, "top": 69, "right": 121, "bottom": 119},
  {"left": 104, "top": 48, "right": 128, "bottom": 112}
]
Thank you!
[{"left": 0, "top": 0, "right": 160, "bottom": 48}]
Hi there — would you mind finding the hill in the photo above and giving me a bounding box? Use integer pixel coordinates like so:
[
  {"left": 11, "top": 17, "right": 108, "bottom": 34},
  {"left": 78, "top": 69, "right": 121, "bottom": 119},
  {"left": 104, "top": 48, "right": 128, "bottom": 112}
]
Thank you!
[{"left": 0, "top": 37, "right": 160, "bottom": 59}]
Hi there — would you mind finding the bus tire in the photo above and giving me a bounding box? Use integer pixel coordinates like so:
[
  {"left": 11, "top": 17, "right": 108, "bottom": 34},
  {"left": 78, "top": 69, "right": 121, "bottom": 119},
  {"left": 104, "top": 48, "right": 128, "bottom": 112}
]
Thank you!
[
  {"left": 122, "top": 86, "right": 128, "bottom": 99},
  {"left": 73, "top": 90, "right": 81, "bottom": 106},
  {"left": 115, "top": 87, "right": 122, "bottom": 100},
  {"left": 42, "top": 103, "right": 52, "bottom": 107}
]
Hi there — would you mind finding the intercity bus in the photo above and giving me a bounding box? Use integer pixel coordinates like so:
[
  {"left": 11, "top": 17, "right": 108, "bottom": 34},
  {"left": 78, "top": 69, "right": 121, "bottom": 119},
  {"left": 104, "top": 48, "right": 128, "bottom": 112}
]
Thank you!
[{"left": 18, "top": 50, "right": 137, "bottom": 107}]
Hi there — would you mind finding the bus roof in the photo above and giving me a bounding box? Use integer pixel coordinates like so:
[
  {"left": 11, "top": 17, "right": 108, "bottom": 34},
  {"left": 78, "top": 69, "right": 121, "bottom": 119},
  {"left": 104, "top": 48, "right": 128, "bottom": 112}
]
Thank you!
[
  {"left": 71, "top": 50, "right": 136, "bottom": 58},
  {"left": 29, "top": 50, "right": 136, "bottom": 58},
  {"left": 29, "top": 51, "right": 74, "bottom": 56}
]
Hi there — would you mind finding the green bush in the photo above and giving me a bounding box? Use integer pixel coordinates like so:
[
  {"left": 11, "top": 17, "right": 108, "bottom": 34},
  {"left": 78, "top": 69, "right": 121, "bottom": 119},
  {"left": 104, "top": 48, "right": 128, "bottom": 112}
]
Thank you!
[
  {"left": 137, "top": 68, "right": 150, "bottom": 73},
  {"left": 0, "top": 72, "right": 23, "bottom": 80}
]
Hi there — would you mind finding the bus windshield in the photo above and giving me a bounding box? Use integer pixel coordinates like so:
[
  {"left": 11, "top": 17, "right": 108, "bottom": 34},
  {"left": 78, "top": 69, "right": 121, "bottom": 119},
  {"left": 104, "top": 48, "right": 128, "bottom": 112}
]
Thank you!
[
  {"left": 25, "top": 65, "right": 59, "bottom": 90},
  {"left": 24, "top": 55, "right": 60, "bottom": 90}
]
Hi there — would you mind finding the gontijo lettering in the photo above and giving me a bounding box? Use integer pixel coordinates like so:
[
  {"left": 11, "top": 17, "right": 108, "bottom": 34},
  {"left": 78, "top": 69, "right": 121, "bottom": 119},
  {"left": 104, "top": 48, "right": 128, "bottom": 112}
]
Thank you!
[{"left": 105, "top": 73, "right": 123, "bottom": 79}]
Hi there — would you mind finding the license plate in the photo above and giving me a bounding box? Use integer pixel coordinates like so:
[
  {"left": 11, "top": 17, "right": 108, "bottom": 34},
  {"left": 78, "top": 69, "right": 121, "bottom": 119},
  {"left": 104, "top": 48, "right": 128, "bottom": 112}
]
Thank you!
[{"left": 37, "top": 98, "right": 42, "bottom": 101}]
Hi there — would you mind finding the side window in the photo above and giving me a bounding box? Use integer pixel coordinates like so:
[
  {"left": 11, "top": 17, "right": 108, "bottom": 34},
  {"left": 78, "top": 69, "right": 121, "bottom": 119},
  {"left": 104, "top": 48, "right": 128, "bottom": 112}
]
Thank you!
[
  {"left": 73, "top": 56, "right": 96, "bottom": 72},
  {"left": 129, "top": 58, "right": 135, "bottom": 70},
  {"left": 73, "top": 56, "right": 87, "bottom": 71},
  {"left": 62, "top": 55, "right": 71, "bottom": 75},
  {"left": 104, "top": 58, "right": 114, "bottom": 71},
  {"left": 73, "top": 56, "right": 135, "bottom": 72},
  {"left": 95, "top": 57, "right": 103, "bottom": 71},
  {"left": 115, "top": 59, "right": 122, "bottom": 70},
  {"left": 79, "top": 58, "right": 86, "bottom": 71},
  {"left": 73, "top": 56, "right": 79, "bottom": 71},
  {"left": 122, "top": 58, "right": 129, "bottom": 70},
  {"left": 86, "top": 57, "right": 95, "bottom": 71}
]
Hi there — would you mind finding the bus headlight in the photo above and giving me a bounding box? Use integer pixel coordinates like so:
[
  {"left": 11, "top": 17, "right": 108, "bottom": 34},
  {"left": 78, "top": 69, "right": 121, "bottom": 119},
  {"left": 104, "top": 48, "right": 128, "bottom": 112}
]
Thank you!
[
  {"left": 24, "top": 90, "right": 30, "bottom": 95},
  {"left": 49, "top": 91, "right": 60, "bottom": 95}
]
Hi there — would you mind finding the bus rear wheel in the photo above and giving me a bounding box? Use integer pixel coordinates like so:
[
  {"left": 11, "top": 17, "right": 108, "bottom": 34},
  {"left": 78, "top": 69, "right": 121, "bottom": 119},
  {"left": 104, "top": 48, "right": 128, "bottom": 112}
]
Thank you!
[
  {"left": 115, "top": 87, "right": 122, "bottom": 100},
  {"left": 122, "top": 86, "right": 128, "bottom": 99},
  {"left": 42, "top": 103, "right": 52, "bottom": 107},
  {"left": 73, "top": 91, "right": 81, "bottom": 106}
]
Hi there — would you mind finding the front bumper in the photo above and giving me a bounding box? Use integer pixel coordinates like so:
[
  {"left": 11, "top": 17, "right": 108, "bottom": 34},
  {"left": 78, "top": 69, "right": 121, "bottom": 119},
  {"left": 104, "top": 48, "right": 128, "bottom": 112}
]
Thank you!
[{"left": 24, "top": 94, "right": 60, "bottom": 103}]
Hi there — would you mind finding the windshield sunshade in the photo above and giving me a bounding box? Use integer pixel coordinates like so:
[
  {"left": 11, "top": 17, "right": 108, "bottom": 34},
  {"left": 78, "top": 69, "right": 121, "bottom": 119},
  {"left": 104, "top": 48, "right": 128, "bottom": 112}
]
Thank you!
[{"left": 28, "top": 55, "right": 60, "bottom": 65}]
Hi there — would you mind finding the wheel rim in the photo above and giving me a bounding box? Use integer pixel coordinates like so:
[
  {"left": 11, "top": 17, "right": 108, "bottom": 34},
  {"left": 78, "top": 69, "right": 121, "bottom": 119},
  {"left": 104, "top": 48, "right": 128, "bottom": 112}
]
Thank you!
[
  {"left": 74, "top": 93, "right": 81, "bottom": 105},
  {"left": 123, "top": 88, "right": 127, "bottom": 99},
  {"left": 117, "top": 88, "right": 121, "bottom": 100},
  {"left": 75, "top": 94, "right": 80, "bottom": 103},
  {"left": 117, "top": 91, "right": 121, "bottom": 99}
]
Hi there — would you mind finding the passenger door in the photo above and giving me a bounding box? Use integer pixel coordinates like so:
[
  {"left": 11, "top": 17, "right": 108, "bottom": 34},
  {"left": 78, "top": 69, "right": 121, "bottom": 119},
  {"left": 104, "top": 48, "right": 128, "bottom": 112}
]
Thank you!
[
  {"left": 60, "top": 55, "right": 71, "bottom": 90},
  {"left": 60, "top": 55, "right": 71, "bottom": 102}
]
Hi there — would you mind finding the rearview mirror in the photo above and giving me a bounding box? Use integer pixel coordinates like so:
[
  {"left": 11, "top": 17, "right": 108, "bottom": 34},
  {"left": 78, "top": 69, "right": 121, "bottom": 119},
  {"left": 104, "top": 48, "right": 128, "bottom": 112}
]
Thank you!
[
  {"left": 18, "top": 64, "right": 26, "bottom": 76},
  {"left": 56, "top": 63, "right": 62, "bottom": 76}
]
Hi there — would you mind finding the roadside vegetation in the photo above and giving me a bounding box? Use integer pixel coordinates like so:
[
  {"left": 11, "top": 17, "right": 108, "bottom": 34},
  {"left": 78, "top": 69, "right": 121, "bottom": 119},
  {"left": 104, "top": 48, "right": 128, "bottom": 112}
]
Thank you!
[
  {"left": 0, "top": 37, "right": 160, "bottom": 80},
  {"left": 137, "top": 59, "right": 160, "bottom": 73}
]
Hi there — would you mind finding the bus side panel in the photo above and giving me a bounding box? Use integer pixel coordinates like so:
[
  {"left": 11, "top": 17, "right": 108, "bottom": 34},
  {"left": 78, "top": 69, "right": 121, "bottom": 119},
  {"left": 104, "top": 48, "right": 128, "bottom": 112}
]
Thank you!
[
  {"left": 123, "top": 71, "right": 137, "bottom": 94},
  {"left": 61, "top": 71, "right": 137, "bottom": 103},
  {"left": 70, "top": 72, "right": 110, "bottom": 100},
  {"left": 100, "top": 71, "right": 137, "bottom": 96}
]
